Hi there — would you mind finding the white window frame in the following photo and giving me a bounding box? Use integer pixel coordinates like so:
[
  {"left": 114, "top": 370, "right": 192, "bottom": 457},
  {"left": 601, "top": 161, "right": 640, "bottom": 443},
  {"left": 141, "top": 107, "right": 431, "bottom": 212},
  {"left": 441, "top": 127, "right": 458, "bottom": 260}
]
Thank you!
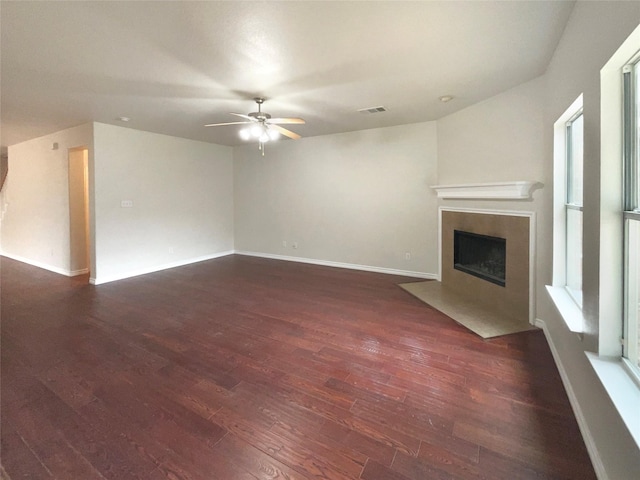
[
  {"left": 622, "top": 54, "right": 640, "bottom": 375},
  {"left": 548, "top": 94, "right": 585, "bottom": 333},
  {"left": 565, "top": 110, "right": 584, "bottom": 307},
  {"left": 594, "top": 24, "right": 640, "bottom": 449},
  {"left": 624, "top": 215, "right": 639, "bottom": 372}
]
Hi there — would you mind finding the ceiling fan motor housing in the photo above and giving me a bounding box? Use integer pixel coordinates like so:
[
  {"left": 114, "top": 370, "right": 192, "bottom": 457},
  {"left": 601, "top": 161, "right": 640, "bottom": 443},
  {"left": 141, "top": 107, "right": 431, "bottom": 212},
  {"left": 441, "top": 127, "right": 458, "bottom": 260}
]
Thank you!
[{"left": 248, "top": 112, "right": 271, "bottom": 121}]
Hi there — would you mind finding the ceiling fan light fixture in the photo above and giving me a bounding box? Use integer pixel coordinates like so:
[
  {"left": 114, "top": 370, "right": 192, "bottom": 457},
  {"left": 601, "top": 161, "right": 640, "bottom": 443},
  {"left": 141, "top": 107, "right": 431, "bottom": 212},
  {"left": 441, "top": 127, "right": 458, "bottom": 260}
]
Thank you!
[
  {"left": 239, "top": 128, "right": 251, "bottom": 141},
  {"left": 267, "top": 129, "right": 280, "bottom": 141},
  {"left": 259, "top": 132, "right": 270, "bottom": 143},
  {"left": 250, "top": 125, "right": 263, "bottom": 138}
]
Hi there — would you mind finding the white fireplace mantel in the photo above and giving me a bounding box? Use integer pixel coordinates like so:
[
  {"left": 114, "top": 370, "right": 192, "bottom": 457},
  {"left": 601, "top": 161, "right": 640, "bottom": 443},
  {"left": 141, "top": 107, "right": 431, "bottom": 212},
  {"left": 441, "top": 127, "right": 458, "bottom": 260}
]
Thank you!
[{"left": 431, "top": 181, "right": 543, "bottom": 200}]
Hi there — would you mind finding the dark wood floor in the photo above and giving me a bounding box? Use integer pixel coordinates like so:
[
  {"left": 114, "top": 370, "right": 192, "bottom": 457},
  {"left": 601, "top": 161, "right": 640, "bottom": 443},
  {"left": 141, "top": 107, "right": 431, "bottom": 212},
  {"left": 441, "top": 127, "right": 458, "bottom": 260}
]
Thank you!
[{"left": 1, "top": 255, "right": 596, "bottom": 480}]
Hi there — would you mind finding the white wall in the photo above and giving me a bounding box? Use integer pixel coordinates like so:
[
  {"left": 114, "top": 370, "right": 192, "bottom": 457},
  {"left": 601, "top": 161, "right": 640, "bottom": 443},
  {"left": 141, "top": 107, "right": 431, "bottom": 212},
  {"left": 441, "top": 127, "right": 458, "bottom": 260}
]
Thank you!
[
  {"left": 91, "top": 123, "right": 234, "bottom": 283},
  {"left": 1, "top": 123, "right": 93, "bottom": 275},
  {"left": 437, "top": 77, "right": 545, "bottom": 185},
  {"left": 435, "top": 3, "right": 640, "bottom": 478},
  {"left": 234, "top": 122, "right": 438, "bottom": 276}
]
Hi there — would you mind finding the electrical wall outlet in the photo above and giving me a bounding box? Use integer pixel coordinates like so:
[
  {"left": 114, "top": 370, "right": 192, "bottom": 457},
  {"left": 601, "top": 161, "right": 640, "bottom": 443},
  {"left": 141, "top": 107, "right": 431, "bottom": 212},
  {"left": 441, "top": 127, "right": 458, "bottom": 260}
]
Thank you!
[
  {"left": 292, "top": 242, "right": 298, "bottom": 249},
  {"left": 282, "top": 240, "right": 287, "bottom": 247},
  {"left": 121, "top": 200, "right": 133, "bottom": 208},
  {"left": 405, "top": 252, "right": 411, "bottom": 260}
]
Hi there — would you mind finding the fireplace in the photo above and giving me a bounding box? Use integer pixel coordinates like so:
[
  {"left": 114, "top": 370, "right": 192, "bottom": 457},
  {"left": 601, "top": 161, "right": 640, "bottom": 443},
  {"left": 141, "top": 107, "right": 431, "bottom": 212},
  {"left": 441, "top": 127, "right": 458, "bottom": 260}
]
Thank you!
[
  {"left": 454, "top": 230, "right": 506, "bottom": 287},
  {"left": 440, "top": 208, "right": 533, "bottom": 322}
]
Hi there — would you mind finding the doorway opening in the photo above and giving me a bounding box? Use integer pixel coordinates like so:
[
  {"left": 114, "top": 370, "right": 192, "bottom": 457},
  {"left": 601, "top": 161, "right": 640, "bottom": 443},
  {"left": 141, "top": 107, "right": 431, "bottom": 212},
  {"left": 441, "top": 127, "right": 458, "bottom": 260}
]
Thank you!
[{"left": 68, "top": 147, "right": 90, "bottom": 278}]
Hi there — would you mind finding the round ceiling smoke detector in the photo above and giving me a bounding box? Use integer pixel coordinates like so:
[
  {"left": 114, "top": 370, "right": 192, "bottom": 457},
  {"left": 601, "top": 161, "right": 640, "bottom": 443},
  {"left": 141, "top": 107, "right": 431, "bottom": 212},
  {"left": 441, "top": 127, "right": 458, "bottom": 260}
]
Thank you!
[{"left": 439, "top": 95, "right": 454, "bottom": 103}]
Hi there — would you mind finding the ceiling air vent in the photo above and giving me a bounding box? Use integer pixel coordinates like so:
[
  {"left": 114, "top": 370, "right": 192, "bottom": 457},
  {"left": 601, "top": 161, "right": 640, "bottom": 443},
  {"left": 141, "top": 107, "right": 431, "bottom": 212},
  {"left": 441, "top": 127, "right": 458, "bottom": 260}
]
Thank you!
[{"left": 358, "top": 106, "right": 388, "bottom": 114}]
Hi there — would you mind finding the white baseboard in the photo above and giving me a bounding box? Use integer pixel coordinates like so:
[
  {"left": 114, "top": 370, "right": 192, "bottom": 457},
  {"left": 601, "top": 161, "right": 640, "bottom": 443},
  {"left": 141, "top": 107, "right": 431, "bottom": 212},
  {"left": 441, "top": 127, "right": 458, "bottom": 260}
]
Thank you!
[
  {"left": 1, "top": 251, "right": 76, "bottom": 277},
  {"left": 234, "top": 250, "right": 437, "bottom": 280},
  {"left": 535, "top": 318, "right": 607, "bottom": 480},
  {"left": 90, "top": 250, "right": 235, "bottom": 285},
  {"left": 70, "top": 268, "right": 89, "bottom": 276},
  {"left": 4, "top": 248, "right": 435, "bottom": 284}
]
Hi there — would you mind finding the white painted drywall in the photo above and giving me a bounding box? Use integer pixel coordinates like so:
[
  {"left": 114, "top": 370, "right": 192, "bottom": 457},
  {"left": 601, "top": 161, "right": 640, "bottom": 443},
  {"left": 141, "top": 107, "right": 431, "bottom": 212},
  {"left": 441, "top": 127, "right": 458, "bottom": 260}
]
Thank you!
[
  {"left": 437, "top": 76, "right": 545, "bottom": 185},
  {"left": 1, "top": 123, "right": 93, "bottom": 275},
  {"left": 234, "top": 122, "right": 438, "bottom": 275},
  {"left": 435, "top": 2, "right": 640, "bottom": 478},
  {"left": 91, "top": 123, "right": 234, "bottom": 283}
]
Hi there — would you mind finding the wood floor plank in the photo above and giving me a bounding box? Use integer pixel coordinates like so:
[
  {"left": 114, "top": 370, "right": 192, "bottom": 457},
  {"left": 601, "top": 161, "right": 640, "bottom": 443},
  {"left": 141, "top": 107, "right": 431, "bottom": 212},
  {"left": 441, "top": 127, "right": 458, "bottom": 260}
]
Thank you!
[
  {"left": 475, "top": 447, "right": 563, "bottom": 480},
  {"left": 212, "top": 432, "right": 309, "bottom": 480},
  {"left": 29, "top": 435, "right": 107, "bottom": 480},
  {"left": 23, "top": 384, "right": 160, "bottom": 479},
  {"left": 246, "top": 374, "right": 423, "bottom": 456},
  {"left": 392, "top": 449, "right": 482, "bottom": 480},
  {"left": 1, "top": 255, "right": 596, "bottom": 479},
  {"left": 318, "top": 420, "right": 396, "bottom": 467},
  {"left": 0, "top": 419, "right": 54, "bottom": 479},
  {"left": 213, "top": 406, "right": 357, "bottom": 479},
  {"left": 452, "top": 417, "right": 593, "bottom": 478},
  {"left": 360, "top": 459, "right": 412, "bottom": 480}
]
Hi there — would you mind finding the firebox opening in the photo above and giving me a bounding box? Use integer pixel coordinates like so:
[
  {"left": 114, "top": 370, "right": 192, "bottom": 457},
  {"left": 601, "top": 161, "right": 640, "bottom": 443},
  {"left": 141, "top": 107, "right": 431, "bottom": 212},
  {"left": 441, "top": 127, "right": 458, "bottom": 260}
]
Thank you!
[{"left": 454, "top": 230, "right": 506, "bottom": 287}]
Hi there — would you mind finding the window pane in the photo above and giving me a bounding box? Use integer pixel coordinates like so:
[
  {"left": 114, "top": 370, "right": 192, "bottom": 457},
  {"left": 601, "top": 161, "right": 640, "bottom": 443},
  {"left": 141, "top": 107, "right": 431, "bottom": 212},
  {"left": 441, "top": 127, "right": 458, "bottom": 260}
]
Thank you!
[
  {"left": 565, "top": 112, "right": 583, "bottom": 306},
  {"left": 566, "top": 208, "right": 583, "bottom": 306},
  {"left": 625, "top": 218, "right": 639, "bottom": 369},
  {"left": 625, "top": 60, "right": 640, "bottom": 369},
  {"left": 568, "top": 114, "right": 584, "bottom": 205},
  {"left": 636, "top": 64, "right": 640, "bottom": 209}
]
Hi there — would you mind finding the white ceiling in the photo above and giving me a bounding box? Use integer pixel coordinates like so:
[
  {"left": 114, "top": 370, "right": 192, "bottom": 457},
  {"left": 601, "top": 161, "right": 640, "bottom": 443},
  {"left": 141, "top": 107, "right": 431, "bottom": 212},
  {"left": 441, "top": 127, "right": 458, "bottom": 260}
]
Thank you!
[{"left": 1, "top": 1, "right": 575, "bottom": 152}]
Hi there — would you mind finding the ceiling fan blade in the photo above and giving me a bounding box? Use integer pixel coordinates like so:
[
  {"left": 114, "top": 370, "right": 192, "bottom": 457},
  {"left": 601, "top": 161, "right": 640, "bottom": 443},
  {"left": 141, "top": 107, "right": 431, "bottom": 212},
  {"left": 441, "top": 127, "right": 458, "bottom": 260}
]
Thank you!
[
  {"left": 268, "top": 117, "right": 305, "bottom": 125},
  {"left": 204, "top": 121, "right": 252, "bottom": 127},
  {"left": 230, "top": 113, "right": 255, "bottom": 121},
  {"left": 271, "top": 124, "right": 301, "bottom": 140}
]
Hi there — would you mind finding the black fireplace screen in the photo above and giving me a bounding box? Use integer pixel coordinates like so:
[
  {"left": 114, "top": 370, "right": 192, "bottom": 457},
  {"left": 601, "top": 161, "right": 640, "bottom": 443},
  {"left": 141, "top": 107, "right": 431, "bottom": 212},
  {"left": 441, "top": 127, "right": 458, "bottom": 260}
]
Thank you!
[{"left": 453, "top": 230, "right": 506, "bottom": 287}]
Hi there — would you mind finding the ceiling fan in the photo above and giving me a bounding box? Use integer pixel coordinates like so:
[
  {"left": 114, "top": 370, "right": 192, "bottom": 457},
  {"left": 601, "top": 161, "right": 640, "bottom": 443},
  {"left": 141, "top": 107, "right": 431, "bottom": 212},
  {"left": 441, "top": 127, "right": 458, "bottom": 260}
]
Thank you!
[{"left": 205, "top": 97, "right": 305, "bottom": 155}]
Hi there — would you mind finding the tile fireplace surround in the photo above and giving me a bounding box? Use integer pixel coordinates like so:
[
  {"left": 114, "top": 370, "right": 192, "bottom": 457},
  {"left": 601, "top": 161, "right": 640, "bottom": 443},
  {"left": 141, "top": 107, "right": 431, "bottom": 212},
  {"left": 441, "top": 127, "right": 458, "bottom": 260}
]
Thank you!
[{"left": 439, "top": 208, "right": 535, "bottom": 324}]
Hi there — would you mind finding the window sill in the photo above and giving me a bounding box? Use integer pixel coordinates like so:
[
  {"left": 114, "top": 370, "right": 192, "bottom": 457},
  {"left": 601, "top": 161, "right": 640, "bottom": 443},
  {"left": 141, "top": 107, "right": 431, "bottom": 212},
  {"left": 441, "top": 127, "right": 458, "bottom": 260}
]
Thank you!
[
  {"left": 586, "top": 353, "right": 640, "bottom": 449},
  {"left": 546, "top": 285, "right": 584, "bottom": 332}
]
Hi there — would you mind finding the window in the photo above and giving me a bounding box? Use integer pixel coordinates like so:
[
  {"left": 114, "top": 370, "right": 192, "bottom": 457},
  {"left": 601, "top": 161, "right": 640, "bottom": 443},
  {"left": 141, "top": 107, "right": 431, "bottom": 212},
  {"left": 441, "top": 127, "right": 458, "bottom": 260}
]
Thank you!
[
  {"left": 547, "top": 95, "right": 585, "bottom": 332},
  {"left": 549, "top": 95, "right": 584, "bottom": 332},
  {"left": 623, "top": 55, "right": 640, "bottom": 373},
  {"left": 593, "top": 24, "right": 640, "bottom": 449},
  {"left": 565, "top": 111, "right": 584, "bottom": 307}
]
